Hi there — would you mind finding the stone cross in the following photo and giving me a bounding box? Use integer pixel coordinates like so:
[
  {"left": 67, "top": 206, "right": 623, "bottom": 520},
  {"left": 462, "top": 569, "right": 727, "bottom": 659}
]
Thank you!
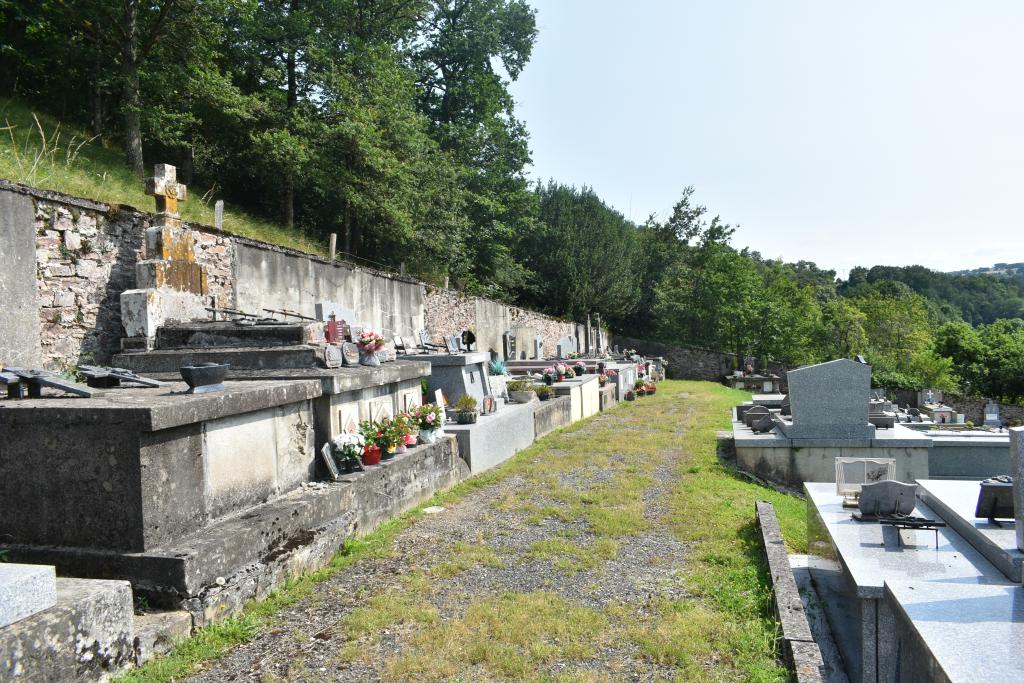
[{"left": 144, "top": 164, "right": 187, "bottom": 226}]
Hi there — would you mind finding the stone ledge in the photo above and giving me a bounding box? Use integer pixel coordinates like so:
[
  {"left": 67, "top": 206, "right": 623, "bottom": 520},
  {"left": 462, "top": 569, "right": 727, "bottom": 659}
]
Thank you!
[
  {"left": 0, "top": 577, "right": 135, "bottom": 682},
  {"left": 3, "top": 438, "right": 468, "bottom": 625},
  {"left": 0, "top": 380, "right": 322, "bottom": 431},
  {"left": 755, "top": 501, "right": 825, "bottom": 683}
]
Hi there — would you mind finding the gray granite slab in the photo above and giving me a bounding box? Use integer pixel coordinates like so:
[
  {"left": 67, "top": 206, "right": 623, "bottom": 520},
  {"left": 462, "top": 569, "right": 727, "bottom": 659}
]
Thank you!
[
  {"left": 408, "top": 351, "right": 490, "bottom": 367},
  {"left": 885, "top": 579, "right": 1024, "bottom": 683},
  {"left": 917, "top": 479, "right": 1024, "bottom": 583},
  {"left": 0, "top": 380, "right": 322, "bottom": 431},
  {"left": 0, "top": 563, "right": 56, "bottom": 627},
  {"left": 805, "top": 482, "right": 1009, "bottom": 599},
  {"left": 1013, "top": 427, "right": 1024, "bottom": 551}
]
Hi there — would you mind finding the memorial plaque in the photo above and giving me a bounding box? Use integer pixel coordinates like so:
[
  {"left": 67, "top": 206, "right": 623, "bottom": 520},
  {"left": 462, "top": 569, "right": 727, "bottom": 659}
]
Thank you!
[
  {"left": 341, "top": 342, "right": 360, "bottom": 366},
  {"left": 320, "top": 442, "right": 340, "bottom": 481},
  {"left": 323, "top": 344, "right": 343, "bottom": 369},
  {"left": 856, "top": 480, "right": 917, "bottom": 518},
  {"left": 403, "top": 336, "right": 419, "bottom": 353},
  {"left": 349, "top": 325, "right": 364, "bottom": 342},
  {"left": 434, "top": 389, "right": 445, "bottom": 407},
  {"left": 444, "top": 336, "right": 460, "bottom": 354},
  {"left": 975, "top": 476, "right": 1015, "bottom": 522}
]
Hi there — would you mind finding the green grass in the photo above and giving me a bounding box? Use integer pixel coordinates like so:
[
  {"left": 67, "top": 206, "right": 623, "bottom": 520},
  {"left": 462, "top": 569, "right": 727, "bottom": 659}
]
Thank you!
[
  {"left": 120, "top": 381, "right": 806, "bottom": 682},
  {"left": 0, "top": 97, "right": 327, "bottom": 256}
]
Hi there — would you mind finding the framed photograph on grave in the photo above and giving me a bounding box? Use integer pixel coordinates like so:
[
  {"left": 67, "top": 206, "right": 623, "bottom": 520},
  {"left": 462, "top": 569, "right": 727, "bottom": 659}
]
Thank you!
[
  {"left": 319, "top": 443, "right": 340, "bottom": 481},
  {"left": 835, "top": 457, "right": 895, "bottom": 507},
  {"left": 482, "top": 396, "right": 495, "bottom": 414}
]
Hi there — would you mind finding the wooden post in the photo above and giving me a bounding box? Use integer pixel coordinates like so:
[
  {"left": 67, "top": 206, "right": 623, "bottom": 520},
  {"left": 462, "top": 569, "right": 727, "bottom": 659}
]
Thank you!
[{"left": 329, "top": 233, "right": 337, "bottom": 261}]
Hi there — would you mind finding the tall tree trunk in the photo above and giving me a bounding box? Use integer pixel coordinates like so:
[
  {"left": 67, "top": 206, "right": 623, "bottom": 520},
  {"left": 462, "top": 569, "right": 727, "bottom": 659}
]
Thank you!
[
  {"left": 122, "top": 1, "right": 145, "bottom": 177},
  {"left": 90, "top": 62, "right": 104, "bottom": 137},
  {"left": 0, "top": 4, "right": 27, "bottom": 95},
  {"left": 343, "top": 199, "right": 352, "bottom": 255},
  {"left": 282, "top": 0, "right": 298, "bottom": 231}
]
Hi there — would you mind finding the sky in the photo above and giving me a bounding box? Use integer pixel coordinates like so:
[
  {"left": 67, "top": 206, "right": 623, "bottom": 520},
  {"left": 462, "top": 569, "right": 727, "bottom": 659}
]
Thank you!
[{"left": 508, "top": 1, "right": 1024, "bottom": 278}]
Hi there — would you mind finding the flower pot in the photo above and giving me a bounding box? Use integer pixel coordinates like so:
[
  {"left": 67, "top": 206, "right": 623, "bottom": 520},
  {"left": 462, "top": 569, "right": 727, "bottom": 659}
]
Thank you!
[
  {"left": 382, "top": 444, "right": 397, "bottom": 461},
  {"left": 359, "top": 351, "right": 381, "bottom": 367},
  {"left": 395, "top": 444, "right": 407, "bottom": 455},
  {"left": 419, "top": 428, "right": 440, "bottom": 444},
  {"left": 544, "top": 377, "right": 553, "bottom": 386},
  {"left": 362, "top": 445, "right": 381, "bottom": 466},
  {"left": 538, "top": 393, "right": 551, "bottom": 401},
  {"left": 509, "top": 390, "right": 536, "bottom": 404},
  {"left": 404, "top": 433, "right": 417, "bottom": 446},
  {"left": 457, "top": 410, "right": 478, "bottom": 425},
  {"left": 556, "top": 375, "right": 564, "bottom": 383},
  {"left": 342, "top": 459, "right": 360, "bottom": 474}
]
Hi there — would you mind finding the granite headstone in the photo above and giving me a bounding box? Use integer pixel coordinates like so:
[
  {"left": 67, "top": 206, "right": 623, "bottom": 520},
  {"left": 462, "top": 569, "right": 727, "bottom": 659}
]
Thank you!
[{"left": 777, "top": 358, "right": 875, "bottom": 439}]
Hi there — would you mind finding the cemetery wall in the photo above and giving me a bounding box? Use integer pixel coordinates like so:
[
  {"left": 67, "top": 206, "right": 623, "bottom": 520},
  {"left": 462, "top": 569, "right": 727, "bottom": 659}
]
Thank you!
[
  {"left": 233, "top": 241, "right": 424, "bottom": 339},
  {"left": 944, "top": 394, "right": 1024, "bottom": 427},
  {"left": 423, "top": 286, "right": 576, "bottom": 358},
  {"left": 611, "top": 335, "right": 789, "bottom": 385},
  {"left": 1, "top": 181, "right": 579, "bottom": 371}
]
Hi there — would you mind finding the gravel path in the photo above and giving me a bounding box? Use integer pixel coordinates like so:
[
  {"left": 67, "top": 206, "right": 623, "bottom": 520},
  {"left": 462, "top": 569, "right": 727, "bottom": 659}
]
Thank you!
[{"left": 187, "top": 398, "right": 694, "bottom": 682}]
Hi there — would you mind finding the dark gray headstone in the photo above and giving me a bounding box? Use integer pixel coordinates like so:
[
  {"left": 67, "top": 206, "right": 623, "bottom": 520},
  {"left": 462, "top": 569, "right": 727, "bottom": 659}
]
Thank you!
[
  {"left": 743, "top": 405, "right": 770, "bottom": 428},
  {"left": 341, "top": 342, "right": 359, "bottom": 365},
  {"left": 0, "top": 191, "right": 42, "bottom": 367},
  {"left": 858, "top": 480, "right": 917, "bottom": 517}
]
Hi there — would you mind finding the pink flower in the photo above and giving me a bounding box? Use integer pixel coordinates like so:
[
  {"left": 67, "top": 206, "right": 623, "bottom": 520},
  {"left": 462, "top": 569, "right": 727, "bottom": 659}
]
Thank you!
[{"left": 426, "top": 413, "right": 435, "bottom": 424}]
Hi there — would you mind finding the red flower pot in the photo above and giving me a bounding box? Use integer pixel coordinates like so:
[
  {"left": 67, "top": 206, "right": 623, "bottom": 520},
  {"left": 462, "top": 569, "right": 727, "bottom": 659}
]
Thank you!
[{"left": 362, "top": 445, "right": 382, "bottom": 466}]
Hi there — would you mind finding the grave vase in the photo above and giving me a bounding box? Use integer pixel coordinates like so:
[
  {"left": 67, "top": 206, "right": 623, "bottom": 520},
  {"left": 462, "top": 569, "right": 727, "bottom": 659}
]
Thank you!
[
  {"left": 359, "top": 350, "right": 381, "bottom": 366},
  {"left": 395, "top": 444, "right": 407, "bottom": 455},
  {"left": 403, "top": 433, "right": 417, "bottom": 446},
  {"left": 362, "top": 445, "right": 382, "bottom": 466},
  {"left": 419, "top": 428, "right": 440, "bottom": 444},
  {"left": 382, "top": 443, "right": 397, "bottom": 461}
]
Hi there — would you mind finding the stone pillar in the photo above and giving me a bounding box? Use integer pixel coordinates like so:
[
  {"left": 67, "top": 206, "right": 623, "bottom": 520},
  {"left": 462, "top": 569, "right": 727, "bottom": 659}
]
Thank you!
[
  {"left": 595, "top": 313, "right": 602, "bottom": 353},
  {"left": 1012, "top": 427, "right": 1024, "bottom": 551},
  {"left": 585, "top": 313, "right": 591, "bottom": 354}
]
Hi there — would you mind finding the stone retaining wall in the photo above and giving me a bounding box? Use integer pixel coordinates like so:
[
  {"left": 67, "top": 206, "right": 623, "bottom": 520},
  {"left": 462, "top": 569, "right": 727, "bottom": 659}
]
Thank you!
[
  {"left": 1, "top": 180, "right": 584, "bottom": 372},
  {"left": 611, "top": 335, "right": 789, "bottom": 385}
]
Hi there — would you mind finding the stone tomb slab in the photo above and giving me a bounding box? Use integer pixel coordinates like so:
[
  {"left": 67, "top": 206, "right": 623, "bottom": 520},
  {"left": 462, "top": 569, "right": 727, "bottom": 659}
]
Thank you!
[
  {"left": 553, "top": 374, "right": 600, "bottom": 421},
  {"left": 884, "top": 578, "right": 1024, "bottom": 683},
  {"left": 0, "top": 563, "right": 56, "bottom": 628},
  {"left": 805, "top": 481, "right": 1010, "bottom": 683},
  {"left": 0, "top": 380, "right": 320, "bottom": 555},
  {"left": 917, "top": 478, "right": 1024, "bottom": 583},
  {"left": 409, "top": 352, "right": 492, "bottom": 406},
  {"left": 0, "top": 577, "right": 135, "bottom": 681},
  {"left": 445, "top": 400, "right": 537, "bottom": 473}
]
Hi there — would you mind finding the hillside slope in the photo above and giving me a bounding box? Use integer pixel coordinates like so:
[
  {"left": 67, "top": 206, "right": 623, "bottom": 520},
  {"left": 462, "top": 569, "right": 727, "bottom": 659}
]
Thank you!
[{"left": 0, "top": 98, "right": 324, "bottom": 256}]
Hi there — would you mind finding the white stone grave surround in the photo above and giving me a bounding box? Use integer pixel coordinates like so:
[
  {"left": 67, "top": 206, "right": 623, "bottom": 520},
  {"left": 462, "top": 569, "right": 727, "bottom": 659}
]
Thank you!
[
  {"left": 1012, "top": 427, "right": 1024, "bottom": 552},
  {"left": 0, "top": 564, "right": 56, "bottom": 628}
]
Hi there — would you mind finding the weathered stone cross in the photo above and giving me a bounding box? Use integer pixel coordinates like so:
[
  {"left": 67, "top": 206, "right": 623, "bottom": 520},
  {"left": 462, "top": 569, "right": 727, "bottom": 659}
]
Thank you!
[{"left": 144, "top": 163, "right": 187, "bottom": 222}]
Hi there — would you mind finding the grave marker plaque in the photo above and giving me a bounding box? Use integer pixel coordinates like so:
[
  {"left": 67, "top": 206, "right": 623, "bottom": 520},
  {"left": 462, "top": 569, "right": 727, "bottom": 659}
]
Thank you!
[
  {"left": 444, "top": 336, "right": 460, "bottom": 354},
  {"left": 341, "top": 342, "right": 360, "bottom": 366}
]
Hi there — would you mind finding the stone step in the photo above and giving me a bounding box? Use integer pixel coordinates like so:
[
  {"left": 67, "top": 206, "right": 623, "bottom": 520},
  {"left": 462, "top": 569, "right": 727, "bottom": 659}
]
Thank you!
[
  {"left": 0, "top": 577, "right": 135, "bottom": 682},
  {"left": 155, "top": 322, "right": 313, "bottom": 350},
  {"left": 0, "top": 563, "right": 56, "bottom": 628},
  {"left": 134, "top": 610, "right": 192, "bottom": 665},
  {"left": 3, "top": 437, "right": 467, "bottom": 627},
  {"left": 111, "top": 346, "right": 321, "bottom": 373}
]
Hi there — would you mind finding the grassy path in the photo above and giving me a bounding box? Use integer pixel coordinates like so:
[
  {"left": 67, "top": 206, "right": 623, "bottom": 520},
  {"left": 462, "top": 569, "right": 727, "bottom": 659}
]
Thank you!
[{"left": 124, "top": 381, "right": 806, "bottom": 682}]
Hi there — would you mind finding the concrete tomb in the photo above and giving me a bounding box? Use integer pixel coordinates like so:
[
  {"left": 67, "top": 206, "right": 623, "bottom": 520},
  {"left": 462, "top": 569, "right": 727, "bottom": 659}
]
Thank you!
[{"left": 411, "top": 351, "right": 492, "bottom": 407}]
